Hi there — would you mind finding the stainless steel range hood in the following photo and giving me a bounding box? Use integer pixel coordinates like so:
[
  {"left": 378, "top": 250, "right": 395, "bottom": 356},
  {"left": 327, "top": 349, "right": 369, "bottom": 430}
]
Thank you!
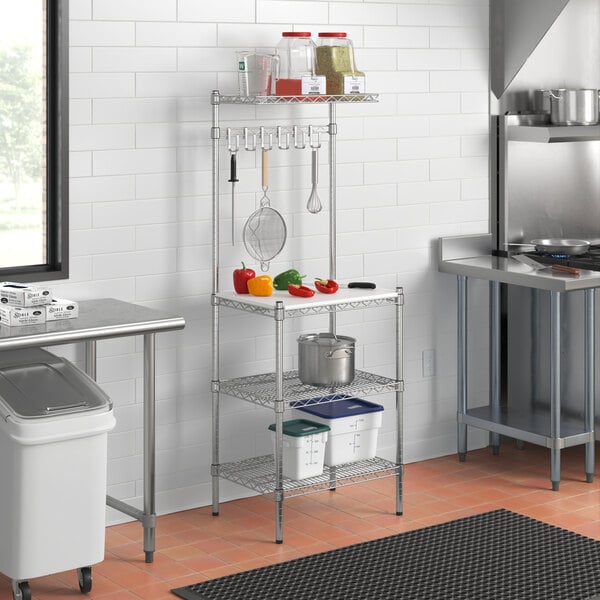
[{"left": 491, "top": 0, "right": 569, "bottom": 101}]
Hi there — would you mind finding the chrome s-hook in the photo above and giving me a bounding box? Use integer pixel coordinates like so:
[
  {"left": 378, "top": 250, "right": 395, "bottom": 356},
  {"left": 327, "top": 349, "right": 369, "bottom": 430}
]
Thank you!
[
  {"left": 308, "top": 125, "right": 321, "bottom": 149},
  {"left": 293, "top": 125, "right": 306, "bottom": 149},
  {"left": 277, "top": 125, "right": 290, "bottom": 150},
  {"left": 226, "top": 128, "right": 240, "bottom": 153},
  {"left": 244, "top": 126, "right": 257, "bottom": 151}
]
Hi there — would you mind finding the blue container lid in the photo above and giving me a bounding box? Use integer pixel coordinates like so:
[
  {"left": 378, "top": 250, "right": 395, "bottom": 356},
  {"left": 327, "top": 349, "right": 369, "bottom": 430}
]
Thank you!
[{"left": 294, "top": 395, "right": 383, "bottom": 419}]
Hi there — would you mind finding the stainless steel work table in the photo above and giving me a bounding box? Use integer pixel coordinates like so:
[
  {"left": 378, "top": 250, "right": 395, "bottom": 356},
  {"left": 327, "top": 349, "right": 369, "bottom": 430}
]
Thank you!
[
  {"left": 439, "top": 253, "right": 600, "bottom": 490},
  {"left": 0, "top": 298, "right": 185, "bottom": 562}
]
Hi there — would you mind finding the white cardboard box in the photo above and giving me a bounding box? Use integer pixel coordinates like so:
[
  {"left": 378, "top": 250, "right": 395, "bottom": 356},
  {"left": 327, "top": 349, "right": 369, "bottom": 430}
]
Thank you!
[
  {"left": 0, "top": 305, "right": 46, "bottom": 327},
  {"left": 0, "top": 282, "right": 52, "bottom": 307},
  {"left": 45, "top": 298, "right": 79, "bottom": 321}
]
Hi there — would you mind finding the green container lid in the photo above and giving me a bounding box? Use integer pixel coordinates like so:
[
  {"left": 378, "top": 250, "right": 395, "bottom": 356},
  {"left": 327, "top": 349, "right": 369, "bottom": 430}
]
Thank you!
[{"left": 268, "top": 418, "right": 330, "bottom": 437}]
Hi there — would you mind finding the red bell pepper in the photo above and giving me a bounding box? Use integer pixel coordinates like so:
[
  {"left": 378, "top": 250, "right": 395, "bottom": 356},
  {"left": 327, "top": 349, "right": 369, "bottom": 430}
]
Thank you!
[
  {"left": 288, "top": 283, "right": 315, "bottom": 298},
  {"left": 314, "top": 278, "right": 339, "bottom": 294},
  {"left": 233, "top": 262, "right": 256, "bottom": 294}
]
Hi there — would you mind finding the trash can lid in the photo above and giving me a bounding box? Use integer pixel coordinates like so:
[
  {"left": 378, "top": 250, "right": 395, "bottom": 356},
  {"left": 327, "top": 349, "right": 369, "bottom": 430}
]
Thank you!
[
  {"left": 268, "top": 419, "right": 330, "bottom": 437},
  {"left": 0, "top": 348, "right": 110, "bottom": 419}
]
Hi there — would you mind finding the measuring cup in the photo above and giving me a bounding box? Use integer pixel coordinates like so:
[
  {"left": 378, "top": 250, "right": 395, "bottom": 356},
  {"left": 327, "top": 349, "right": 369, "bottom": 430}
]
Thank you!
[{"left": 236, "top": 51, "right": 278, "bottom": 97}]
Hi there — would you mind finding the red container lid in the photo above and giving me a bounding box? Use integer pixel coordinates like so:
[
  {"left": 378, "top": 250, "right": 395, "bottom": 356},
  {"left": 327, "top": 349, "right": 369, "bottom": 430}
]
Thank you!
[
  {"left": 282, "top": 32, "right": 311, "bottom": 37},
  {"left": 318, "top": 32, "right": 347, "bottom": 37}
]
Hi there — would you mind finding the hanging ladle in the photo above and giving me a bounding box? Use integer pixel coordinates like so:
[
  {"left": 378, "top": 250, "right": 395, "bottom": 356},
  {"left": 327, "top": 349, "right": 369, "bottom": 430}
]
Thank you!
[{"left": 306, "top": 147, "right": 322, "bottom": 214}]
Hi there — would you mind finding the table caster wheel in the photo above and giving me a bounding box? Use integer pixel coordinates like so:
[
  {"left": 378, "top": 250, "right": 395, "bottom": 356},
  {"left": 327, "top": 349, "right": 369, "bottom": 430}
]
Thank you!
[
  {"left": 491, "top": 445, "right": 500, "bottom": 456},
  {"left": 586, "top": 473, "right": 594, "bottom": 483},
  {"left": 458, "top": 453, "right": 466, "bottom": 462},
  {"left": 77, "top": 566, "right": 92, "bottom": 593},
  {"left": 145, "top": 550, "right": 154, "bottom": 563},
  {"left": 551, "top": 481, "right": 560, "bottom": 491},
  {"left": 12, "top": 581, "right": 30, "bottom": 600}
]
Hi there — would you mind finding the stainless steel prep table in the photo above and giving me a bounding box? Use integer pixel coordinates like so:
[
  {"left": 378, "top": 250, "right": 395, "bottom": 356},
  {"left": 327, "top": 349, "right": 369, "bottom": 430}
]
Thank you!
[
  {"left": 0, "top": 298, "right": 185, "bottom": 562},
  {"left": 439, "top": 246, "right": 600, "bottom": 490}
]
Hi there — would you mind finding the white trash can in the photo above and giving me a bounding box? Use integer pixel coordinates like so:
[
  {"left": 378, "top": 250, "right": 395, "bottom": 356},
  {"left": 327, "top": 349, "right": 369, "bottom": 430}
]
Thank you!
[{"left": 0, "top": 348, "right": 115, "bottom": 600}]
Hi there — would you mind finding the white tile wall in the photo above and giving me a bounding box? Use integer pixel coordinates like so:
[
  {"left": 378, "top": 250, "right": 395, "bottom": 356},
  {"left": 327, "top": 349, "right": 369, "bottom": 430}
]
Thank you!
[{"left": 54, "top": 0, "right": 490, "bottom": 524}]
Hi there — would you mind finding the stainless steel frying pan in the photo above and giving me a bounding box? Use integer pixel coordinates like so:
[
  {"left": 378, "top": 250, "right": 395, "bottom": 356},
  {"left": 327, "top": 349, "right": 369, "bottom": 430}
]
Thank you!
[{"left": 506, "top": 238, "right": 590, "bottom": 256}]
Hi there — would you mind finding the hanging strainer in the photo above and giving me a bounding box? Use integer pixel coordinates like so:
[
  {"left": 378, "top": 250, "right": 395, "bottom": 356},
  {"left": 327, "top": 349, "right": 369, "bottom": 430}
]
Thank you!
[{"left": 243, "top": 149, "right": 287, "bottom": 271}]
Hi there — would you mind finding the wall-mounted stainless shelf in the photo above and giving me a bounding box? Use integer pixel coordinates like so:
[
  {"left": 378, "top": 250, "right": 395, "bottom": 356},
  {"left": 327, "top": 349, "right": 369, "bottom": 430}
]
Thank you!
[
  {"left": 220, "top": 369, "right": 400, "bottom": 409},
  {"left": 507, "top": 124, "right": 600, "bottom": 143},
  {"left": 218, "top": 94, "right": 379, "bottom": 105},
  {"left": 219, "top": 455, "right": 398, "bottom": 498}
]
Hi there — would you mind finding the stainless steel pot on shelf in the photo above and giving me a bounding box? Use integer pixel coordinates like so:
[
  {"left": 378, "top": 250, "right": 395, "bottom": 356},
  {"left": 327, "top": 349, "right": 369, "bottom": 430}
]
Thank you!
[
  {"left": 297, "top": 333, "right": 355, "bottom": 386},
  {"left": 540, "top": 89, "right": 600, "bottom": 125}
]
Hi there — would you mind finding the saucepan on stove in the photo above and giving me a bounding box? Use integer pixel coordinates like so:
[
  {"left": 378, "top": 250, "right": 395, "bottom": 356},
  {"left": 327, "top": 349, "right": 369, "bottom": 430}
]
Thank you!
[{"left": 506, "top": 238, "right": 590, "bottom": 256}]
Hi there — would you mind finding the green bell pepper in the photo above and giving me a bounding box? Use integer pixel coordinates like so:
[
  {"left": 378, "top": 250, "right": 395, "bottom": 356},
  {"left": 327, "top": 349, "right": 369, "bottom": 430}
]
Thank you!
[{"left": 273, "top": 269, "right": 305, "bottom": 291}]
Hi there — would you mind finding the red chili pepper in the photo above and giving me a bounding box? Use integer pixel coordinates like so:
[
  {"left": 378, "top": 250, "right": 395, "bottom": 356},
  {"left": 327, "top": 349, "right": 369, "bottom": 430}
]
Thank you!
[
  {"left": 233, "top": 262, "right": 256, "bottom": 294},
  {"left": 314, "top": 278, "right": 339, "bottom": 294},
  {"left": 288, "top": 283, "right": 315, "bottom": 298}
]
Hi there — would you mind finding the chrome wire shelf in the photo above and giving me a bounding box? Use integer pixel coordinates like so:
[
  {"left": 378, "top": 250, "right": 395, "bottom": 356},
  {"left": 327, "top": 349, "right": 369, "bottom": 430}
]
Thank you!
[
  {"left": 219, "top": 369, "right": 400, "bottom": 408},
  {"left": 215, "top": 294, "right": 398, "bottom": 318},
  {"left": 219, "top": 455, "right": 399, "bottom": 498},
  {"left": 219, "top": 93, "right": 379, "bottom": 105}
]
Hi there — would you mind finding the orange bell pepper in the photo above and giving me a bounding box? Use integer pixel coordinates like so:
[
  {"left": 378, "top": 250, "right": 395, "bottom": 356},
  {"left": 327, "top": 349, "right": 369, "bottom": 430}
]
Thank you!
[{"left": 247, "top": 275, "right": 273, "bottom": 297}]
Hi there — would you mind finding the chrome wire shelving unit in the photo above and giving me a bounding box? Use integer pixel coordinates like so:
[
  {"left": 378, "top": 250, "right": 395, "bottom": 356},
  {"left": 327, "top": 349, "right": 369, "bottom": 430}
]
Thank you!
[{"left": 210, "top": 89, "right": 404, "bottom": 543}]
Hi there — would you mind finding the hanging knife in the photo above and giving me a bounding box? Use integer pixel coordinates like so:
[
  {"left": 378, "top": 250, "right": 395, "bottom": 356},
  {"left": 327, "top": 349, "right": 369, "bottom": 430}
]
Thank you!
[
  {"left": 228, "top": 151, "right": 238, "bottom": 245},
  {"left": 512, "top": 254, "right": 580, "bottom": 276}
]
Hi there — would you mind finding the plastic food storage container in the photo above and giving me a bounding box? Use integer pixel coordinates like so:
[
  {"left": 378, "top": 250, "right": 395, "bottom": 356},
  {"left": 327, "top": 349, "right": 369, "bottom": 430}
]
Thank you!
[
  {"left": 315, "top": 32, "right": 365, "bottom": 95},
  {"left": 0, "top": 348, "right": 115, "bottom": 590},
  {"left": 268, "top": 418, "right": 330, "bottom": 480},
  {"left": 293, "top": 395, "right": 383, "bottom": 466},
  {"left": 275, "top": 32, "right": 325, "bottom": 96}
]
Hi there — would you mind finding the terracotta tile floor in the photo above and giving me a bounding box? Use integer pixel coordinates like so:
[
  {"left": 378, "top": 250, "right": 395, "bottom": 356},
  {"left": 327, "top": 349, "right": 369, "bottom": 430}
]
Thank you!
[{"left": 2, "top": 443, "right": 600, "bottom": 599}]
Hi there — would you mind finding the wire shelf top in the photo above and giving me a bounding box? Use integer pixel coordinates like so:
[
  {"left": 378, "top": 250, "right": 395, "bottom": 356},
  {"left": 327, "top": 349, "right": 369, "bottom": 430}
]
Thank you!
[{"left": 217, "top": 93, "right": 379, "bottom": 105}]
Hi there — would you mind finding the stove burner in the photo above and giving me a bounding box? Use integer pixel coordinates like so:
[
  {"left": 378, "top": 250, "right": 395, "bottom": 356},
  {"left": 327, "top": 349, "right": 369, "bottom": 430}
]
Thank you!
[{"left": 523, "top": 244, "right": 600, "bottom": 272}]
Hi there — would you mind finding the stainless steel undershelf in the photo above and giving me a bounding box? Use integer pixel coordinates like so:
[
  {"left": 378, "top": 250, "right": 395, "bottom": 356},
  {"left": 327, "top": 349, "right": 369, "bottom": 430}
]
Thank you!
[
  {"left": 219, "top": 455, "right": 399, "bottom": 498},
  {"left": 462, "top": 406, "right": 593, "bottom": 450}
]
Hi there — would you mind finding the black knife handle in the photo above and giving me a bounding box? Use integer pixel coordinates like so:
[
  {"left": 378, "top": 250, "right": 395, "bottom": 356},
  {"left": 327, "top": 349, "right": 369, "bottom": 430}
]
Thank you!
[
  {"left": 348, "top": 281, "right": 376, "bottom": 289},
  {"left": 228, "top": 153, "right": 239, "bottom": 183}
]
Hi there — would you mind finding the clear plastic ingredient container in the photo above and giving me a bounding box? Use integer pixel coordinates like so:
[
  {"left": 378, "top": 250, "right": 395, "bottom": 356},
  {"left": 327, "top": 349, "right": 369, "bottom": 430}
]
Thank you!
[
  {"left": 315, "top": 32, "right": 365, "bottom": 95},
  {"left": 275, "top": 32, "right": 316, "bottom": 96}
]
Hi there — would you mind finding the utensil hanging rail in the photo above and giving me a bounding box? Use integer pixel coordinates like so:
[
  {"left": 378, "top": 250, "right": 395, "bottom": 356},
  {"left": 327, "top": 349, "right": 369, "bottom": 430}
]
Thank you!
[{"left": 226, "top": 125, "right": 329, "bottom": 152}]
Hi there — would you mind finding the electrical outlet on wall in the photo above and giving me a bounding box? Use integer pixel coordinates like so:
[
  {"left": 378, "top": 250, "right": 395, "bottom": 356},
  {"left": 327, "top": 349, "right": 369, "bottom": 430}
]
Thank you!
[{"left": 422, "top": 349, "right": 435, "bottom": 378}]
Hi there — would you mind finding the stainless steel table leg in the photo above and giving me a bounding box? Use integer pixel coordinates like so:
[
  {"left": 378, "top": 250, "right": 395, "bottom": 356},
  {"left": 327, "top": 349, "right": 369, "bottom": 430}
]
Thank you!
[
  {"left": 550, "top": 292, "right": 561, "bottom": 491},
  {"left": 584, "top": 288, "right": 595, "bottom": 483},
  {"left": 490, "top": 281, "right": 501, "bottom": 455},
  {"left": 143, "top": 332, "right": 156, "bottom": 562},
  {"left": 85, "top": 340, "right": 97, "bottom": 380},
  {"left": 457, "top": 275, "right": 468, "bottom": 461}
]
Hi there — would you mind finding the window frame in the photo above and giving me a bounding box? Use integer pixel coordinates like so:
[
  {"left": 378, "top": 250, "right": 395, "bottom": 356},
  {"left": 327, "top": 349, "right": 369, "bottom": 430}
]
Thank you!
[{"left": 1, "top": 0, "right": 69, "bottom": 283}]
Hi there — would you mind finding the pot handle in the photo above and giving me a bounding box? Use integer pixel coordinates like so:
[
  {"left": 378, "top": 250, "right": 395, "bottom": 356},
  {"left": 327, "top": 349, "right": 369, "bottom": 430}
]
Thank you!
[
  {"left": 541, "top": 89, "right": 562, "bottom": 100},
  {"left": 325, "top": 348, "right": 353, "bottom": 359}
]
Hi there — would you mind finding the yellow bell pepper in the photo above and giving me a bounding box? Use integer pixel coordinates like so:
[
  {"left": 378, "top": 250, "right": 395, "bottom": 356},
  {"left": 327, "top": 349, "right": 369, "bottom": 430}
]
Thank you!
[{"left": 247, "top": 275, "right": 273, "bottom": 297}]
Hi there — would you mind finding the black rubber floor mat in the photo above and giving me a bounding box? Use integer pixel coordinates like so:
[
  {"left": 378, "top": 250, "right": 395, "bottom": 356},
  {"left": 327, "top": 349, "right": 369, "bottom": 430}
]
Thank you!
[{"left": 171, "top": 509, "right": 600, "bottom": 600}]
